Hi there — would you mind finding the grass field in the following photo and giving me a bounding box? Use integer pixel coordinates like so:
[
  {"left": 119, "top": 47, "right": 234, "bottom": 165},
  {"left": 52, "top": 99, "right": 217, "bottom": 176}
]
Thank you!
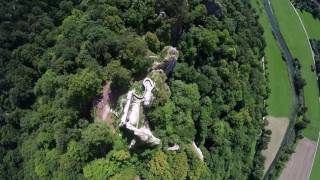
[
  {"left": 270, "top": 1, "right": 320, "bottom": 179},
  {"left": 271, "top": 0, "right": 320, "bottom": 141},
  {"left": 297, "top": 10, "right": 320, "bottom": 180},
  {"left": 311, "top": 136, "right": 320, "bottom": 180},
  {"left": 299, "top": 11, "right": 320, "bottom": 39},
  {"left": 251, "top": 0, "right": 293, "bottom": 117},
  {"left": 250, "top": 0, "right": 294, "bottom": 175},
  {"left": 251, "top": 0, "right": 293, "bottom": 173}
]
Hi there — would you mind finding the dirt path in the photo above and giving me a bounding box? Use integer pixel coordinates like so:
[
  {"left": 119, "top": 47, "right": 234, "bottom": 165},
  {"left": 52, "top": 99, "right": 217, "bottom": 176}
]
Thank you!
[
  {"left": 96, "top": 82, "right": 113, "bottom": 127},
  {"left": 279, "top": 138, "right": 317, "bottom": 180},
  {"left": 262, "top": 116, "right": 289, "bottom": 173}
]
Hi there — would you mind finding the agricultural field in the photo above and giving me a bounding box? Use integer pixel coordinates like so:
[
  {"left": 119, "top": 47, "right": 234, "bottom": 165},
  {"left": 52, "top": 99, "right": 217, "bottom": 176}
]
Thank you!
[
  {"left": 261, "top": 117, "right": 289, "bottom": 173},
  {"left": 271, "top": 0, "right": 320, "bottom": 141},
  {"left": 297, "top": 10, "right": 320, "bottom": 180},
  {"left": 271, "top": 0, "right": 320, "bottom": 179},
  {"left": 310, "top": 138, "right": 320, "bottom": 180},
  {"left": 279, "top": 138, "right": 317, "bottom": 180}
]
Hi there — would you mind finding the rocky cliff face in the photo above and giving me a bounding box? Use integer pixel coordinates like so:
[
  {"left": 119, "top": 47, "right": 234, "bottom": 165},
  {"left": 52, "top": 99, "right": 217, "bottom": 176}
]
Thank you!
[{"left": 117, "top": 46, "right": 179, "bottom": 148}]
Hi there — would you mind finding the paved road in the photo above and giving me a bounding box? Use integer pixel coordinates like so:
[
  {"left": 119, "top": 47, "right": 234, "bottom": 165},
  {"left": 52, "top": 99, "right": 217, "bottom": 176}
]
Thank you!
[
  {"left": 263, "top": 0, "right": 297, "bottom": 98},
  {"left": 262, "top": 0, "right": 320, "bottom": 179},
  {"left": 262, "top": 0, "right": 300, "bottom": 178}
]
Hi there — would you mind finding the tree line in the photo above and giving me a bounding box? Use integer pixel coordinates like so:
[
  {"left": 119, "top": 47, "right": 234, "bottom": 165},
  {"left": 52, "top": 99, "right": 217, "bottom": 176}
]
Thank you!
[{"left": 292, "top": 0, "right": 320, "bottom": 19}]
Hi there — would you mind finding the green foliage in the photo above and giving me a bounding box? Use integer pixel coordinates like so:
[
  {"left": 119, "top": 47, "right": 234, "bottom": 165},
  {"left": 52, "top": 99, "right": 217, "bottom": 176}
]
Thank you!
[
  {"left": 189, "top": 26, "right": 219, "bottom": 57},
  {"left": 67, "top": 68, "right": 102, "bottom": 108},
  {"left": 169, "top": 152, "right": 189, "bottom": 179},
  {"left": 0, "top": 0, "right": 266, "bottom": 179},
  {"left": 186, "top": 148, "right": 210, "bottom": 179},
  {"left": 34, "top": 70, "right": 60, "bottom": 98},
  {"left": 83, "top": 149, "right": 136, "bottom": 180},
  {"left": 65, "top": 141, "right": 89, "bottom": 162},
  {"left": 105, "top": 61, "right": 132, "bottom": 94},
  {"left": 171, "top": 80, "right": 200, "bottom": 111},
  {"left": 149, "top": 71, "right": 171, "bottom": 105},
  {"left": 147, "top": 151, "right": 173, "bottom": 180},
  {"left": 82, "top": 123, "right": 118, "bottom": 158},
  {"left": 110, "top": 167, "right": 136, "bottom": 180},
  {"left": 293, "top": 0, "right": 320, "bottom": 19},
  {"left": 83, "top": 158, "right": 118, "bottom": 179},
  {"left": 145, "top": 32, "right": 161, "bottom": 52}
]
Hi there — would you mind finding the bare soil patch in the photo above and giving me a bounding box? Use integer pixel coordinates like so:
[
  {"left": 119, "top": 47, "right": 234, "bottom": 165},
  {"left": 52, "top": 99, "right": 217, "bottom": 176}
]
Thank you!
[
  {"left": 96, "top": 82, "right": 113, "bottom": 127},
  {"left": 262, "top": 116, "right": 289, "bottom": 173},
  {"left": 279, "top": 138, "right": 317, "bottom": 180}
]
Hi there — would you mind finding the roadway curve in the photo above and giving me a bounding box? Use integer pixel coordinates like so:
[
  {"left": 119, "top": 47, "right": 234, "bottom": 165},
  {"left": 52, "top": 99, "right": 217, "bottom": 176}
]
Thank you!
[
  {"left": 262, "top": 0, "right": 300, "bottom": 178},
  {"left": 263, "top": 0, "right": 297, "bottom": 98}
]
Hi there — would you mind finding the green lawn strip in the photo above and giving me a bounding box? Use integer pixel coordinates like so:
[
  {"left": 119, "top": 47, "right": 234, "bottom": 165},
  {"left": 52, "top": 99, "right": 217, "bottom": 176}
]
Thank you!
[
  {"left": 251, "top": 0, "right": 293, "bottom": 117},
  {"left": 310, "top": 133, "right": 320, "bottom": 180},
  {"left": 299, "top": 11, "right": 320, "bottom": 39},
  {"left": 271, "top": 0, "right": 320, "bottom": 141}
]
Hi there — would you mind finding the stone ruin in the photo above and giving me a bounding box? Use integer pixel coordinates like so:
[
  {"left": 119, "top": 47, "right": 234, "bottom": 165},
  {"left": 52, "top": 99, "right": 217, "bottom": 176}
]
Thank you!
[
  {"left": 192, "top": 141, "right": 204, "bottom": 161},
  {"left": 117, "top": 46, "right": 179, "bottom": 148},
  {"left": 119, "top": 78, "right": 160, "bottom": 148},
  {"left": 115, "top": 46, "right": 204, "bottom": 160},
  {"left": 94, "top": 46, "right": 204, "bottom": 160},
  {"left": 167, "top": 144, "right": 180, "bottom": 151},
  {"left": 152, "top": 46, "right": 179, "bottom": 74}
]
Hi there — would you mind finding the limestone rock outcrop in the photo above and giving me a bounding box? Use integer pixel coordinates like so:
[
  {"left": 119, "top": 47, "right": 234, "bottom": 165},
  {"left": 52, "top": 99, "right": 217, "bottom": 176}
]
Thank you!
[
  {"left": 192, "top": 141, "right": 204, "bottom": 161},
  {"left": 118, "top": 46, "right": 179, "bottom": 148},
  {"left": 119, "top": 78, "right": 160, "bottom": 147}
]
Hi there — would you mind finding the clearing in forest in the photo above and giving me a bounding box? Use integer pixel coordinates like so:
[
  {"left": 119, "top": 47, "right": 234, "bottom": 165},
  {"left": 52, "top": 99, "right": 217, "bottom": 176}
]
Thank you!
[
  {"left": 261, "top": 117, "right": 289, "bottom": 173},
  {"left": 279, "top": 138, "right": 317, "bottom": 180},
  {"left": 96, "top": 82, "right": 114, "bottom": 128}
]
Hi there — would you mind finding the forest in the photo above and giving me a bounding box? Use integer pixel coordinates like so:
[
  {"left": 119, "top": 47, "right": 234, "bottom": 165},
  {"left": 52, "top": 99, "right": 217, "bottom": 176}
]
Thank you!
[
  {"left": 311, "top": 39, "right": 320, "bottom": 92},
  {"left": 0, "top": 0, "right": 267, "bottom": 179},
  {"left": 292, "top": 0, "right": 320, "bottom": 19},
  {"left": 311, "top": 39, "right": 320, "bottom": 78}
]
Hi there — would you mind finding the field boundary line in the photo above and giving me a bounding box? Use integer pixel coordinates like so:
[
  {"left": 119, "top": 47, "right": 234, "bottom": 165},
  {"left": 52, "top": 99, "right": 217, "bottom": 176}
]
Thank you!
[
  {"left": 307, "top": 131, "right": 320, "bottom": 180},
  {"left": 288, "top": 0, "right": 316, "bottom": 65}
]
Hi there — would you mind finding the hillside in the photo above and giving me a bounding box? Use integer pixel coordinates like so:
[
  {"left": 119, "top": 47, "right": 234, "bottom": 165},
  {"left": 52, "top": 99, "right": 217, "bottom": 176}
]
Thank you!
[{"left": 0, "top": 0, "right": 267, "bottom": 179}]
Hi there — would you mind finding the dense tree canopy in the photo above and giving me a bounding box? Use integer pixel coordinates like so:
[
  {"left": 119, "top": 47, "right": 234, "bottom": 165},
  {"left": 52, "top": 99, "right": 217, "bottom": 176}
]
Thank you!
[
  {"left": 0, "top": 0, "right": 267, "bottom": 179},
  {"left": 292, "top": 0, "right": 320, "bottom": 19}
]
